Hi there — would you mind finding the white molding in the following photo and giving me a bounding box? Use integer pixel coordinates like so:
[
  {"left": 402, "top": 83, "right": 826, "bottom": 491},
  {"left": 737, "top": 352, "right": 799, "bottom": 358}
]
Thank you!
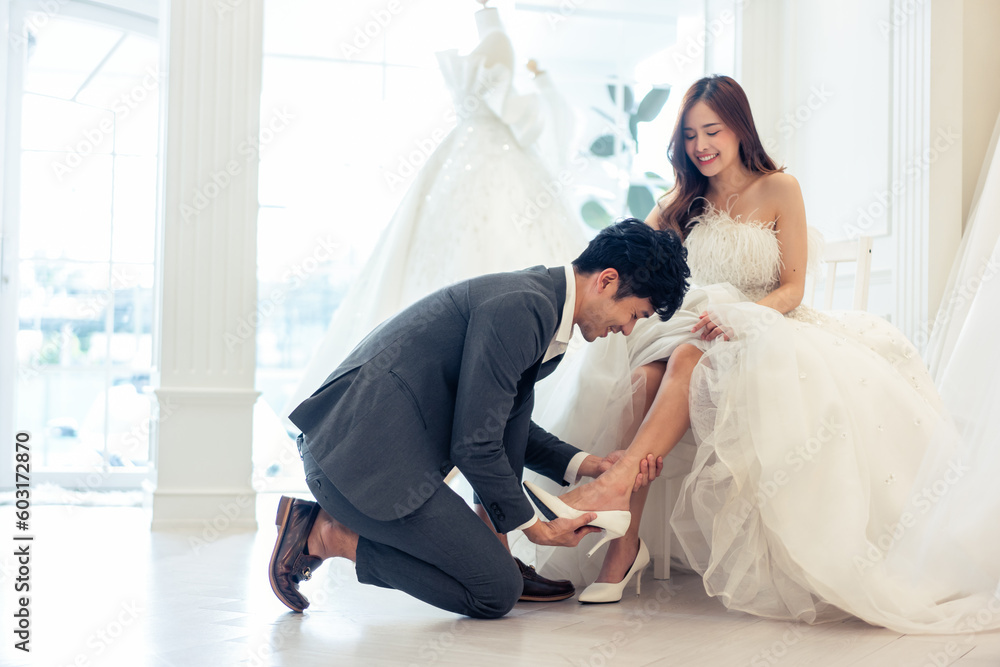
[
  {"left": 890, "top": 0, "right": 963, "bottom": 348},
  {"left": 0, "top": 0, "right": 25, "bottom": 484},
  {"left": 890, "top": 0, "right": 931, "bottom": 344},
  {"left": 153, "top": 486, "right": 259, "bottom": 497},
  {"left": 13, "top": 0, "right": 157, "bottom": 36},
  {"left": 735, "top": 0, "right": 792, "bottom": 162},
  {"left": 150, "top": 490, "right": 257, "bottom": 532}
]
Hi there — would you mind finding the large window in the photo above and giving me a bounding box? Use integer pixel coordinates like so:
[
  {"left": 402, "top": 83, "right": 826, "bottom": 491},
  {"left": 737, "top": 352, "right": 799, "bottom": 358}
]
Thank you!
[
  {"left": 253, "top": 0, "right": 727, "bottom": 488},
  {"left": 2, "top": 2, "right": 159, "bottom": 490}
]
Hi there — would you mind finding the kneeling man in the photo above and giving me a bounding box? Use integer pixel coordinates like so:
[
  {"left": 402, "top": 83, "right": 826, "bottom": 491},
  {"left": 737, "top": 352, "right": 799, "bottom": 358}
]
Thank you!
[{"left": 269, "top": 218, "right": 689, "bottom": 618}]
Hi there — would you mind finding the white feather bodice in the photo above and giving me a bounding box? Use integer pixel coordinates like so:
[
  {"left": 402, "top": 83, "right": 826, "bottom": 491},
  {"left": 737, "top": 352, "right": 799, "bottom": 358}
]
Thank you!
[{"left": 685, "top": 205, "right": 782, "bottom": 302}]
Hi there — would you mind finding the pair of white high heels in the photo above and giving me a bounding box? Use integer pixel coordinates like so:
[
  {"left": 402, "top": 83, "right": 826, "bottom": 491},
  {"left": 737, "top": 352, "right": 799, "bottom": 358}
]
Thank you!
[{"left": 523, "top": 481, "right": 650, "bottom": 604}]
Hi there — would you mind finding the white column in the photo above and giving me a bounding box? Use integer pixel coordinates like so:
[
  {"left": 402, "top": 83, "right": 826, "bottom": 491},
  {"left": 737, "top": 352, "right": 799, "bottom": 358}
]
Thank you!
[
  {"left": 891, "top": 0, "right": 962, "bottom": 348},
  {"left": 151, "top": 0, "right": 263, "bottom": 529},
  {"left": 0, "top": 0, "right": 24, "bottom": 474},
  {"left": 735, "top": 0, "right": 792, "bottom": 163}
]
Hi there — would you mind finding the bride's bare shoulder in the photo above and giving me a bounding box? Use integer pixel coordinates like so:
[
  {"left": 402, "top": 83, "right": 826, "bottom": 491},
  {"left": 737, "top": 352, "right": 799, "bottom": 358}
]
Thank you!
[{"left": 757, "top": 171, "right": 802, "bottom": 199}]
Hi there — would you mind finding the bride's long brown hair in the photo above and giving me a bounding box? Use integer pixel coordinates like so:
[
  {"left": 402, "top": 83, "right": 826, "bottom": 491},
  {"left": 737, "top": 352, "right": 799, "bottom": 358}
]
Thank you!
[{"left": 658, "top": 75, "right": 784, "bottom": 238}]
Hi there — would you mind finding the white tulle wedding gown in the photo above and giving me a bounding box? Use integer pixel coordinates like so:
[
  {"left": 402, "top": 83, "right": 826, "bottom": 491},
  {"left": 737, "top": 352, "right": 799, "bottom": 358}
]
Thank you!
[
  {"left": 284, "top": 28, "right": 586, "bottom": 413},
  {"left": 531, "top": 204, "right": 1000, "bottom": 634}
]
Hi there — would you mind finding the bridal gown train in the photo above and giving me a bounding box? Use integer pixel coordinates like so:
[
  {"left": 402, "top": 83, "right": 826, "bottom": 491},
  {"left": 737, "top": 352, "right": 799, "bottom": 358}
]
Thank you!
[
  {"left": 534, "top": 204, "right": 1000, "bottom": 634},
  {"left": 284, "top": 42, "right": 586, "bottom": 413}
]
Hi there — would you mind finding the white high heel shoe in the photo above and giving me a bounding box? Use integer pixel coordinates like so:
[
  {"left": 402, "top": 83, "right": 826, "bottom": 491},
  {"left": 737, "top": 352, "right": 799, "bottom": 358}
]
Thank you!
[
  {"left": 578, "top": 538, "right": 650, "bottom": 604},
  {"left": 522, "top": 481, "right": 631, "bottom": 557}
]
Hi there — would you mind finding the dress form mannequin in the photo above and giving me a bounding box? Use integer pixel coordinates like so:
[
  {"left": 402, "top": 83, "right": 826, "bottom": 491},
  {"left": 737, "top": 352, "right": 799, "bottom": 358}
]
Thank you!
[
  {"left": 474, "top": 3, "right": 503, "bottom": 36},
  {"left": 472, "top": 3, "right": 513, "bottom": 70},
  {"left": 282, "top": 0, "right": 585, "bottom": 418},
  {"left": 527, "top": 59, "right": 578, "bottom": 172}
]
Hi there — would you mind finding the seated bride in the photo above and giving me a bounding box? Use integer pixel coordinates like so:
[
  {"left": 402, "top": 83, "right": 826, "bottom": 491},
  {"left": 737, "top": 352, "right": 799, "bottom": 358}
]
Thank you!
[{"left": 527, "top": 74, "right": 1000, "bottom": 635}]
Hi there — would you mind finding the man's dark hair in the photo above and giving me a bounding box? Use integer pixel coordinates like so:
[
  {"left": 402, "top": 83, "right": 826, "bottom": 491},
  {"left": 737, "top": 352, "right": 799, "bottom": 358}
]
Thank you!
[{"left": 572, "top": 218, "right": 689, "bottom": 321}]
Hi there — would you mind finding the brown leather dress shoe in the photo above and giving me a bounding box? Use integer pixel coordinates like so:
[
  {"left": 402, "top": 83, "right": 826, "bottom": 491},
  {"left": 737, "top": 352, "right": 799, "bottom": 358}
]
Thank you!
[
  {"left": 515, "top": 557, "right": 575, "bottom": 602},
  {"left": 269, "top": 496, "right": 323, "bottom": 612}
]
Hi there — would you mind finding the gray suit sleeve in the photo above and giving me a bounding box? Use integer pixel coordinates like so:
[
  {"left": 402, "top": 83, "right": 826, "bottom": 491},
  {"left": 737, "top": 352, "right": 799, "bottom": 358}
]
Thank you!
[
  {"left": 450, "top": 293, "right": 553, "bottom": 533},
  {"left": 525, "top": 420, "right": 582, "bottom": 486}
]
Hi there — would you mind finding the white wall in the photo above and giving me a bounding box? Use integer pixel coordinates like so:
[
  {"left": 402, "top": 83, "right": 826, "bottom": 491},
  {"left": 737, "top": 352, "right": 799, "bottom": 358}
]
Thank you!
[
  {"left": 736, "top": 0, "right": 1000, "bottom": 345},
  {"left": 962, "top": 0, "right": 1000, "bottom": 226}
]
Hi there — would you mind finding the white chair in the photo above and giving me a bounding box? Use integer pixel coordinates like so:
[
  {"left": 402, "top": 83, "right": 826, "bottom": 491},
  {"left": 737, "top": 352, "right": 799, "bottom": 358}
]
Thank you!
[
  {"left": 654, "top": 236, "right": 875, "bottom": 580},
  {"left": 808, "top": 236, "right": 873, "bottom": 311}
]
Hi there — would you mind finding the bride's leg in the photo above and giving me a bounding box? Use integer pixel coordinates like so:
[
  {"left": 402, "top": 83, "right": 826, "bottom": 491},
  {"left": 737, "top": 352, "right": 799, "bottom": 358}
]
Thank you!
[
  {"left": 561, "top": 343, "right": 703, "bottom": 512},
  {"left": 594, "top": 361, "right": 664, "bottom": 583},
  {"left": 594, "top": 484, "right": 651, "bottom": 582}
]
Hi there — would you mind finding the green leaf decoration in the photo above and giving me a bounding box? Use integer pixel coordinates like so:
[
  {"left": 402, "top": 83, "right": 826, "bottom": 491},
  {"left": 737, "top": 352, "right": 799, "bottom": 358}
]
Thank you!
[
  {"left": 635, "top": 85, "right": 671, "bottom": 122},
  {"left": 589, "top": 135, "right": 615, "bottom": 157},
  {"left": 623, "top": 85, "right": 634, "bottom": 113},
  {"left": 645, "top": 171, "right": 664, "bottom": 180},
  {"left": 627, "top": 185, "right": 656, "bottom": 220},
  {"left": 629, "top": 116, "right": 639, "bottom": 147},
  {"left": 607, "top": 84, "right": 617, "bottom": 104},
  {"left": 581, "top": 200, "right": 613, "bottom": 229}
]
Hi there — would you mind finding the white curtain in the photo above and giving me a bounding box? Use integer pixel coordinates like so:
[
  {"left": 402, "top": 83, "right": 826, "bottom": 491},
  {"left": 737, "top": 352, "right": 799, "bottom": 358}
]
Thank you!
[{"left": 926, "top": 111, "right": 1000, "bottom": 383}]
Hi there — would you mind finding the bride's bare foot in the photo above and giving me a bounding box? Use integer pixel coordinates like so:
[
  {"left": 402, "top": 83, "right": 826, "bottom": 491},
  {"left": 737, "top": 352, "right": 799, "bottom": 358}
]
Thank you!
[
  {"left": 307, "top": 509, "right": 359, "bottom": 562},
  {"left": 560, "top": 462, "right": 636, "bottom": 513},
  {"left": 594, "top": 535, "right": 640, "bottom": 584}
]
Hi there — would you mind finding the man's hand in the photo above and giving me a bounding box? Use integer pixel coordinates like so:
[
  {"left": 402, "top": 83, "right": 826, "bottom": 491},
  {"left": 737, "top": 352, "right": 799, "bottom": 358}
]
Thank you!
[
  {"left": 522, "top": 514, "right": 601, "bottom": 548},
  {"left": 577, "top": 451, "right": 664, "bottom": 492}
]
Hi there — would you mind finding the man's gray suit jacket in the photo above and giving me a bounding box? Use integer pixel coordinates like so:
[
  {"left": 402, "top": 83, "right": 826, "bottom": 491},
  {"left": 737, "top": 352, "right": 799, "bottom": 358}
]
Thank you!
[{"left": 288, "top": 265, "right": 582, "bottom": 533}]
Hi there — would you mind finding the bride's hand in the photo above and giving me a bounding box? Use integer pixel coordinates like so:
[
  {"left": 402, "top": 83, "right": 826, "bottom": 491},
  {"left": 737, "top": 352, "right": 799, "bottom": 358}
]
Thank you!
[
  {"left": 632, "top": 453, "right": 664, "bottom": 492},
  {"left": 693, "top": 311, "right": 730, "bottom": 341}
]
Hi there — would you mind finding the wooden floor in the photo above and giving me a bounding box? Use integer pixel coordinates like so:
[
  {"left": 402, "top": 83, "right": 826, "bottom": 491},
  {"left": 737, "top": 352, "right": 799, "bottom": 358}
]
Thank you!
[{"left": 3, "top": 497, "right": 1000, "bottom": 666}]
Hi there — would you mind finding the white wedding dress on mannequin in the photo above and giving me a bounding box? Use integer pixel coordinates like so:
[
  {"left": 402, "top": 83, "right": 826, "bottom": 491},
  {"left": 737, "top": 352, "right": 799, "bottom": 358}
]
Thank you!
[
  {"left": 284, "top": 8, "right": 586, "bottom": 413},
  {"left": 532, "top": 202, "right": 1000, "bottom": 634}
]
